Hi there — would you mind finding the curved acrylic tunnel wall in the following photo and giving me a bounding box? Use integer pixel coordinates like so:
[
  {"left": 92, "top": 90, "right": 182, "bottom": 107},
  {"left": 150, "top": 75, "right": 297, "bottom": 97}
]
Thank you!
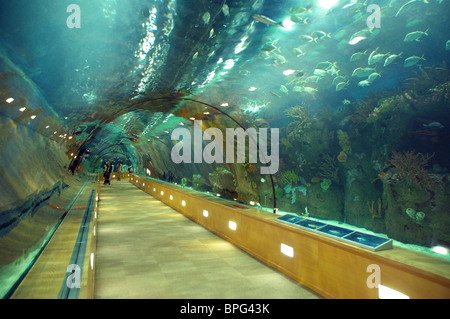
[{"left": 0, "top": 55, "right": 85, "bottom": 298}]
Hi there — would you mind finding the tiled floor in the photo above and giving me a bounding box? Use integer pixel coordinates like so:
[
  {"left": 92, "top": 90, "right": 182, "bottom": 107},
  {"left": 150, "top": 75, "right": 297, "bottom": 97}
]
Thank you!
[{"left": 94, "top": 181, "right": 322, "bottom": 299}]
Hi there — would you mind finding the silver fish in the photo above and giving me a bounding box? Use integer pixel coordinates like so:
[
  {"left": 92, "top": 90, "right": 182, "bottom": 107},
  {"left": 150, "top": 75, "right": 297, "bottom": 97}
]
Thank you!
[
  {"left": 280, "top": 85, "right": 289, "bottom": 94},
  {"left": 292, "top": 48, "right": 305, "bottom": 56},
  {"left": 305, "top": 75, "right": 321, "bottom": 83},
  {"left": 369, "top": 53, "right": 388, "bottom": 65},
  {"left": 368, "top": 72, "right": 381, "bottom": 82},
  {"left": 395, "top": 0, "right": 424, "bottom": 17},
  {"left": 332, "top": 76, "right": 346, "bottom": 85},
  {"left": 202, "top": 12, "right": 210, "bottom": 24},
  {"left": 404, "top": 29, "right": 428, "bottom": 42},
  {"left": 423, "top": 122, "right": 444, "bottom": 130},
  {"left": 384, "top": 53, "right": 402, "bottom": 66},
  {"left": 404, "top": 55, "right": 425, "bottom": 67},
  {"left": 252, "top": 14, "right": 283, "bottom": 26},
  {"left": 336, "top": 81, "right": 349, "bottom": 91},
  {"left": 313, "top": 68, "right": 328, "bottom": 77},
  {"left": 222, "top": 4, "right": 229, "bottom": 16},
  {"left": 350, "top": 50, "right": 367, "bottom": 62},
  {"left": 358, "top": 80, "right": 371, "bottom": 87},
  {"left": 352, "top": 67, "right": 376, "bottom": 77},
  {"left": 446, "top": 40, "right": 450, "bottom": 50}
]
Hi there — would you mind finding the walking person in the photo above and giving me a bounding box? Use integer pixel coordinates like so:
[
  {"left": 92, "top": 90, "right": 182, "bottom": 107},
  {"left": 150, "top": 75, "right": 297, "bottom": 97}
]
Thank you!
[
  {"left": 117, "top": 161, "right": 123, "bottom": 181},
  {"left": 103, "top": 161, "right": 112, "bottom": 185}
]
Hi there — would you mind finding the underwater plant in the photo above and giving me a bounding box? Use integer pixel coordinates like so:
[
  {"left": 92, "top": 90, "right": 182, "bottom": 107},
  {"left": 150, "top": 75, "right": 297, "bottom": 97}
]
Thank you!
[
  {"left": 389, "top": 150, "right": 434, "bottom": 189},
  {"left": 281, "top": 169, "right": 299, "bottom": 185},
  {"left": 319, "top": 154, "right": 339, "bottom": 183},
  {"left": 285, "top": 104, "right": 314, "bottom": 131}
]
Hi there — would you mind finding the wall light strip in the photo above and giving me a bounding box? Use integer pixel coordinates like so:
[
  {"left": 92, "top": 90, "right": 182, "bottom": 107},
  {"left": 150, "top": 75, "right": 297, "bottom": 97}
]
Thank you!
[
  {"left": 378, "top": 284, "right": 410, "bottom": 299},
  {"left": 280, "top": 243, "right": 294, "bottom": 258}
]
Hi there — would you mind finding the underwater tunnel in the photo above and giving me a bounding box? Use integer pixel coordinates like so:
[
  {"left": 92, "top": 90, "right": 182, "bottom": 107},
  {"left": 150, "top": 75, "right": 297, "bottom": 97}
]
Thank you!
[{"left": 1, "top": 0, "right": 450, "bottom": 300}]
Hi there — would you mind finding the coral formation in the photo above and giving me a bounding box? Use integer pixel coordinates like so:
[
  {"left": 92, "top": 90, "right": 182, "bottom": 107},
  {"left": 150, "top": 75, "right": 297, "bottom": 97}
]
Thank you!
[
  {"left": 337, "top": 151, "right": 348, "bottom": 163},
  {"left": 281, "top": 169, "right": 299, "bottom": 185},
  {"left": 405, "top": 208, "right": 426, "bottom": 224},
  {"left": 319, "top": 154, "right": 339, "bottom": 183},
  {"left": 285, "top": 104, "right": 314, "bottom": 131},
  {"left": 320, "top": 178, "right": 331, "bottom": 192},
  {"left": 208, "top": 167, "right": 235, "bottom": 195},
  {"left": 337, "top": 129, "right": 351, "bottom": 154},
  {"left": 389, "top": 150, "right": 434, "bottom": 189},
  {"left": 367, "top": 198, "right": 382, "bottom": 220}
]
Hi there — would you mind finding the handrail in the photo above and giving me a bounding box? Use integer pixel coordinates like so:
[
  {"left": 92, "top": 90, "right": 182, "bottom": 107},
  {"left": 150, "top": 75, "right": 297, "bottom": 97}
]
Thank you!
[{"left": 58, "top": 189, "right": 95, "bottom": 299}]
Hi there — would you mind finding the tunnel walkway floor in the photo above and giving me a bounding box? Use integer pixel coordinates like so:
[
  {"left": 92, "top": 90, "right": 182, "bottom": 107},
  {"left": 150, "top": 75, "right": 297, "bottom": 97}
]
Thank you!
[{"left": 95, "top": 180, "right": 321, "bottom": 299}]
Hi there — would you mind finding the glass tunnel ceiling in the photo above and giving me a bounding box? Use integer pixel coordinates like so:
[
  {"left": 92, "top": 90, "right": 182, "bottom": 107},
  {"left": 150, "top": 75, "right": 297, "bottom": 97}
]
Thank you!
[
  {"left": 1, "top": 1, "right": 449, "bottom": 174},
  {"left": 1, "top": 0, "right": 287, "bottom": 173}
]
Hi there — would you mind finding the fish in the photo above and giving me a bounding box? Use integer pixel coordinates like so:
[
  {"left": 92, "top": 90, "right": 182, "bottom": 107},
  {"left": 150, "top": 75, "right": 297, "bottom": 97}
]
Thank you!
[
  {"left": 302, "top": 87, "right": 318, "bottom": 93},
  {"left": 294, "top": 86, "right": 318, "bottom": 93},
  {"left": 405, "top": 18, "right": 423, "bottom": 28},
  {"left": 369, "top": 53, "right": 388, "bottom": 65},
  {"left": 202, "top": 12, "right": 210, "bottom": 24},
  {"left": 404, "top": 55, "right": 425, "bottom": 67},
  {"left": 358, "top": 80, "right": 372, "bottom": 87},
  {"left": 252, "top": 14, "right": 283, "bottom": 26},
  {"left": 336, "top": 81, "right": 349, "bottom": 91},
  {"left": 348, "top": 36, "right": 366, "bottom": 45},
  {"left": 332, "top": 76, "right": 346, "bottom": 85},
  {"left": 270, "top": 91, "right": 281, "bottom": 98},
  {"left": 368, "top": 72, "right": 381, "bottom": 82},
  {"left": 395, "top": 0, "right": 421, "bottom": 17},
  {"left": 261, "top": 43, "right": 278, "bottom": 52},
  {"left": 280, "top": 85, "right": 289, "bottom": 94},
  {"left": 350, "top": 28, "right": 372, "bottom": 39},
  {"left": 311, "top": 30, "right": 331, "bottom": 39},
  {"left": 342, "top": 99, "right": 351, "bottom": 105},
  {"left": 222, "top": 4, "right": 229, "bottom": 16},
  {"left": 316, "top": 61, "right": 333, "bottom": 69},
  {"left": 182, "top": 108, "right": 186, "bottom": 117},
  {"left": 423, "top": 122, "right": 444, "bottom": 130},
  {"left": 384, "top": 53, "right": 402, "bottom": 66},
  {"left": 352, "top": 67, "right": 376, "bottom": 77},
  {"left": 289, "top": 6, "right": 311, "bottom": 14},
  {"left": 272, "top": 52, "right": 287, "bottom": 64},
  {"left": 305, "top": 75, "right": 321, "bottom": 83},
  {"left": 300, "top": 35, "right": 314, "bottom": 42},
  {"left": 292, "top": 48, "right": 305, "bottom": 56},
  {"left": 313, "top": 68, "right": 328, "bottom": 77},
  {"left": 350, "top": 50, "right": 367, "bottom": 62},
  {"left": 404, "top": 29, "right": 429, "bottom": 42},
  {"left": 290, "top": 14, "right": 309, "bottom": 24},
  {"left": 446, "top": 40, "right": 450, "bottom": 50}
]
